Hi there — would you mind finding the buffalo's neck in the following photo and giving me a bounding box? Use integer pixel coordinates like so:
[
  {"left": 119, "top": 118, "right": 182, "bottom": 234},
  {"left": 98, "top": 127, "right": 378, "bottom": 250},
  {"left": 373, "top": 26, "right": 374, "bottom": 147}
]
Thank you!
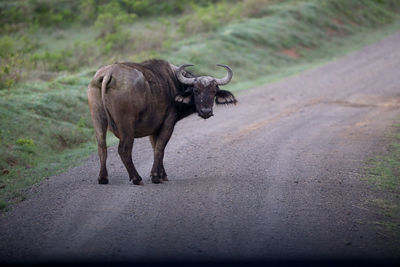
[
  {"left": 173, "top": 79, "right": 197, "bottom": 121},
  {"left": 176, "top": 103, "right": 196, "bottom": 121}
]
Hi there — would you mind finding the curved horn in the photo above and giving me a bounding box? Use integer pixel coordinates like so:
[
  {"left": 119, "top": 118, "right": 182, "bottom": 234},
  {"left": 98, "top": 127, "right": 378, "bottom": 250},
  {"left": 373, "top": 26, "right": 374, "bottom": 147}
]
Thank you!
[
  {"left": 176, "top": 64, "right": 196, "bottom": 85},
  {"left": 215, "top": 64, "right": 233, "bottom": 85}
]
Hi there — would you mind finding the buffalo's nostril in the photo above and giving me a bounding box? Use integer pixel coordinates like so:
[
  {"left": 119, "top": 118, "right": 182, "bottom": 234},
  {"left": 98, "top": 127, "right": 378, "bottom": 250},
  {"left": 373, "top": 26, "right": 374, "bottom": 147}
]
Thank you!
[
  {"left": 199, "top": 108, "right": 213, "bottom": 119},
  {"left": 201, "top": 108, "right": 212, "bottom": 116}
]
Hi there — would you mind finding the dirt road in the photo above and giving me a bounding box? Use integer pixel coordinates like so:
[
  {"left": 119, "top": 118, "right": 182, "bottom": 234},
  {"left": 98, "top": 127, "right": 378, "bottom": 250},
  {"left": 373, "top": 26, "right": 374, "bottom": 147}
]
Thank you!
[{"left": 1, "top": 32, "right": 400, "bottom": 263}]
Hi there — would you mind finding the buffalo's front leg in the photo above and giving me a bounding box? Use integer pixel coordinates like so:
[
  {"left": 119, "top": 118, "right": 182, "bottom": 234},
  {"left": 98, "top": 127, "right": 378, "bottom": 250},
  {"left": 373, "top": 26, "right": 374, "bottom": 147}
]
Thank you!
[
  {"left": 118, "top": 138, "right": 143, "bottom": 185},
  {"left": 150, "top": 113, "right": 176, "bottom": 183},
  {"left": 150, "top": 135, "right": 168, "bottom": 183}
]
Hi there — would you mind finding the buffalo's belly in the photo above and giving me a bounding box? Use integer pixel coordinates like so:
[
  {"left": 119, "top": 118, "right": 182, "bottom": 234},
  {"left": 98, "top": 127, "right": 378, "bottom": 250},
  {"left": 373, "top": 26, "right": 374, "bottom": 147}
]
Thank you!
[
  {"left": 133, "top": 114, "right": 164, "bottom": 138},
  {"left": 134, "top": 127, "right": 158, "bottom": 138}
]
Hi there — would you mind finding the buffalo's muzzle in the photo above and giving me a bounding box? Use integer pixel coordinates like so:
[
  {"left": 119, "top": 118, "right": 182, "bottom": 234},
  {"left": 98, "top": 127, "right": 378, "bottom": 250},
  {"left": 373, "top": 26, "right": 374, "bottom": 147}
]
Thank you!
[{"left": 199, "top": 108, "right": 213, "bottom": 119}]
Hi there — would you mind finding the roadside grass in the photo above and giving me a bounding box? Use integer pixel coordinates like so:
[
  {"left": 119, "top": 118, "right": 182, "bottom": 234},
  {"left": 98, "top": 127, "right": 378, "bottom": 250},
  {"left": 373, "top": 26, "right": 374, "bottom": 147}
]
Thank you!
[
  {"left": 0, "top": 71, "right": 119, "bottom": 210},
  {"left": 166, "top": 0, "right": 400, "bottom": 87},
  {"left": 229, "top": 18, "right": 400, "bottom": 92},
  {"left": 1, "top": 0, "right": 400, "bottom": 210},
  {"left": 0, "top": 72, "right": 93, "bottom": 209},
  {"left": 2, "top": 0, "right": 399, "bottom": 87},
  {"left": 363, "top": 124, "right": 400, "bottom": 238}
]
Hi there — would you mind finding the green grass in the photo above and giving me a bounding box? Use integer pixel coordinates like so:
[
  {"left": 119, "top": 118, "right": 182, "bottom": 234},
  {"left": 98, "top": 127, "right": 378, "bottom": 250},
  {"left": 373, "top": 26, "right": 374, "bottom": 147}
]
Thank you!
[
  {"left": 1, "top": 0, "right": 400, "bottom": 210},
  {"left": 162, "top": 0, "right": 400, "bottom": 88},
  {"left": 228, "top": 18, "right": 400, "bottom": 92},
  {"left": 0, "top": 73, "right": 92, "bottom": 208},
  {"left": 365, "top": 125, "right": 400, "bottom": 190},
  {"left": 364, "top": 124, "right": 400, "bottom": 237}
]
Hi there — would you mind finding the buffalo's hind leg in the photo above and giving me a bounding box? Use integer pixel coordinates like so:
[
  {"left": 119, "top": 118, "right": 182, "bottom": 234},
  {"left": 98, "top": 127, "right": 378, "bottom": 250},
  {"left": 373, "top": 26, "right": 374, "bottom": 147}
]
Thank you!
[
  {"left": 118, "top": 137, "right": 144, "bottom": 185},
  {"left": 96, "top": 122, "right": 109, "bottom": 184},
  {"left": 88, "top": 87, "right": 109, "bottom": 184}
]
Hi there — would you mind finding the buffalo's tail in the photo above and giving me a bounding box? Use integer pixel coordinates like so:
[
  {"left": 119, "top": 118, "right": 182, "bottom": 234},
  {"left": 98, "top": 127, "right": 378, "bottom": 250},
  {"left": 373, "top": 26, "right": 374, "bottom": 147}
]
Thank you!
[
  {"left": 100, "top": 74, "right": 111, "bottom": 111},
  {"left": 100, "top": 74, "right": 119, "bottom": 136}
]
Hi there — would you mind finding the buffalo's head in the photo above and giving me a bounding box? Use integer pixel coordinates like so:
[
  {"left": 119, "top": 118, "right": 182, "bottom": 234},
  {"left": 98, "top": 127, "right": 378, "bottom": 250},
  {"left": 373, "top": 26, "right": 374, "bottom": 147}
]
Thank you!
[{"left": 175, "top": 64, "right": 237, "bottom": 119}]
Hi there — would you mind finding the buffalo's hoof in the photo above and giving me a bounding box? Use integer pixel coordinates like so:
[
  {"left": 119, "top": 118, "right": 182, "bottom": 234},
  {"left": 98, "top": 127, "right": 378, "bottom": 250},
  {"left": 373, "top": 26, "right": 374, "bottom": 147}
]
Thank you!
[
  {"left": 132, "top": 179, "right": 144, "bottom": 186},
  {"left": 98, "top": 177, "right": 109, "bottom": 184},
  {"left": 162, "top": 176, "right": 169, "bottom": 182},
  {"left": 151, "top": 176, "right": 163, "bottom": 184}
]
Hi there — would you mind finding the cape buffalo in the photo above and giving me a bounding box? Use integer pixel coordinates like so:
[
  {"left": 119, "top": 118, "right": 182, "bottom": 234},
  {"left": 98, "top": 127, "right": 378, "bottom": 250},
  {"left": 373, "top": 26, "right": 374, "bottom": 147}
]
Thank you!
[{"left": 87, "top": 59, "right": 236, "bottom": 185}]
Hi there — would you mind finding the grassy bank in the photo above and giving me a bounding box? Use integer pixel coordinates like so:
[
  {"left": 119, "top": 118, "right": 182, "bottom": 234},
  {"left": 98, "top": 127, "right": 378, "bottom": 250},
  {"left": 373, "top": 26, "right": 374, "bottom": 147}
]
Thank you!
[
  {"left": 2, "top": 0, "right": 400, "bottom": 87},
  {"left": 364, "top": 124, "right": 400, "bottom": 239},
  {"left": 1, "top": 0, "right": 400, "bottom": 209}
]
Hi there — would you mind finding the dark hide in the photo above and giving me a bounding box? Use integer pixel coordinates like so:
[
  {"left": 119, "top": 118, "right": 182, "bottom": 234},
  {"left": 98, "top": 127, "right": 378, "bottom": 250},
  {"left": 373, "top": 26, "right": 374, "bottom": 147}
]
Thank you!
[{"left": 87, "top": 59, "right": 236, "bottom": 185}]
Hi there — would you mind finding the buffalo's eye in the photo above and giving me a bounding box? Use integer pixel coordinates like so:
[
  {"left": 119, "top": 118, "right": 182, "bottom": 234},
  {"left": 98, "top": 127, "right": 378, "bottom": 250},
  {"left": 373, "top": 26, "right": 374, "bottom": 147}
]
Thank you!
[{"left": 193, "top": 88, "right": 199, "bottom": 94}]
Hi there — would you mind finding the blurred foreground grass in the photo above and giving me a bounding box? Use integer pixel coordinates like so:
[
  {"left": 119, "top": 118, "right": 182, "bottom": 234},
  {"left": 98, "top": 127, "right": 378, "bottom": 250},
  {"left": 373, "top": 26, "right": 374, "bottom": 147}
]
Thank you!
[
  {"left": 1, "top": 0, "right": 400, "bottom": 209},
  {"left": 364, "top": 124, "right": 400, "bottom": 238}
]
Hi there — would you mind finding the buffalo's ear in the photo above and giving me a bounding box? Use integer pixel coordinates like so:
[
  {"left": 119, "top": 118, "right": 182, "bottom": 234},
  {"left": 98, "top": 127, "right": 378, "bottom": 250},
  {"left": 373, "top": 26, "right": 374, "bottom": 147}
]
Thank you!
[
  {"left": 175, "top": 88, "right": 193, "bottom": 104},
  {"left": 215, "top": 89, "right": 237, "bottom": 105}
]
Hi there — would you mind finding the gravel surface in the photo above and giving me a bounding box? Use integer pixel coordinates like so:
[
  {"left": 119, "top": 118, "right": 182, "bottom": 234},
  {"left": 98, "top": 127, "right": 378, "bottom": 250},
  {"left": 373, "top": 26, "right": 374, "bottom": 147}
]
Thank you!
[{"left": 1, "top": 32, "right": 400, "bottom": 263}]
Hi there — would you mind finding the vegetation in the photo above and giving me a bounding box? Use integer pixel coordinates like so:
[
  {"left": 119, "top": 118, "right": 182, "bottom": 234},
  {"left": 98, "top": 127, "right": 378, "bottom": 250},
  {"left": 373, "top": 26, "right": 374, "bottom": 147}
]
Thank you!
[
  {"left": 364, "top": 124, "right": 400, "bottom": 237},
  {"left": 1, "top": 0, "right": 400, "bottom": 209}
]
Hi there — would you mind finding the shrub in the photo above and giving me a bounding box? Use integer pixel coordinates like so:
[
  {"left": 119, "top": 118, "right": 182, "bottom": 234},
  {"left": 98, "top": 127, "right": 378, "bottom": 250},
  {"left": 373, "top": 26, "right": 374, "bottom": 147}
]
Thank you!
[
  {"left": 16, "top": 138, "right": 36, "bottom": 154},
  {"left": 179, "top": 1, "right": 241, "bottom": 34},
  {"left": 0, "top": 35, "right": 15, "bottom": 58},
  {"left": 31, "top": 50, "right": 72, "bottom": 72},
  {"left": 29, "top": 0, "right": 78, "bottom": 28},
  {"left": 95, "top": 1, "right": 137, "bottom": 33},
  {"left": 0, "top": 57, "right": 24, "bottom": 90},
  {"left": 0, "top": 35, "right": 39, "bottom": 89},
  {"left": 240, "top": 0, "right": 274, "bottom": 18},
  {"left": 132, "top": 22, "right": 172, "bottom": 53},
  {"left": 79, "top": 0, "right": 97, "bottom": 24},
  {"left": 29, "top": 42, "right": 97, "bottom": 73},
  {"left": 95, "top": 1, "right": 136, "bottom": 53},
  {"left": 0, "top": 48, "right": 25, "bottom": 90},
  {"left": 98, "top": 31, "right": 131, "bottom": 54},
  {"left": 120, "top": 0, "right": 215, "bottom": 17},
  {"left": 16, "top": 139, "right": 35, "bottom": 146},
  {"left": 0, "top": 1, "right": 32, "bottom": 34}
]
